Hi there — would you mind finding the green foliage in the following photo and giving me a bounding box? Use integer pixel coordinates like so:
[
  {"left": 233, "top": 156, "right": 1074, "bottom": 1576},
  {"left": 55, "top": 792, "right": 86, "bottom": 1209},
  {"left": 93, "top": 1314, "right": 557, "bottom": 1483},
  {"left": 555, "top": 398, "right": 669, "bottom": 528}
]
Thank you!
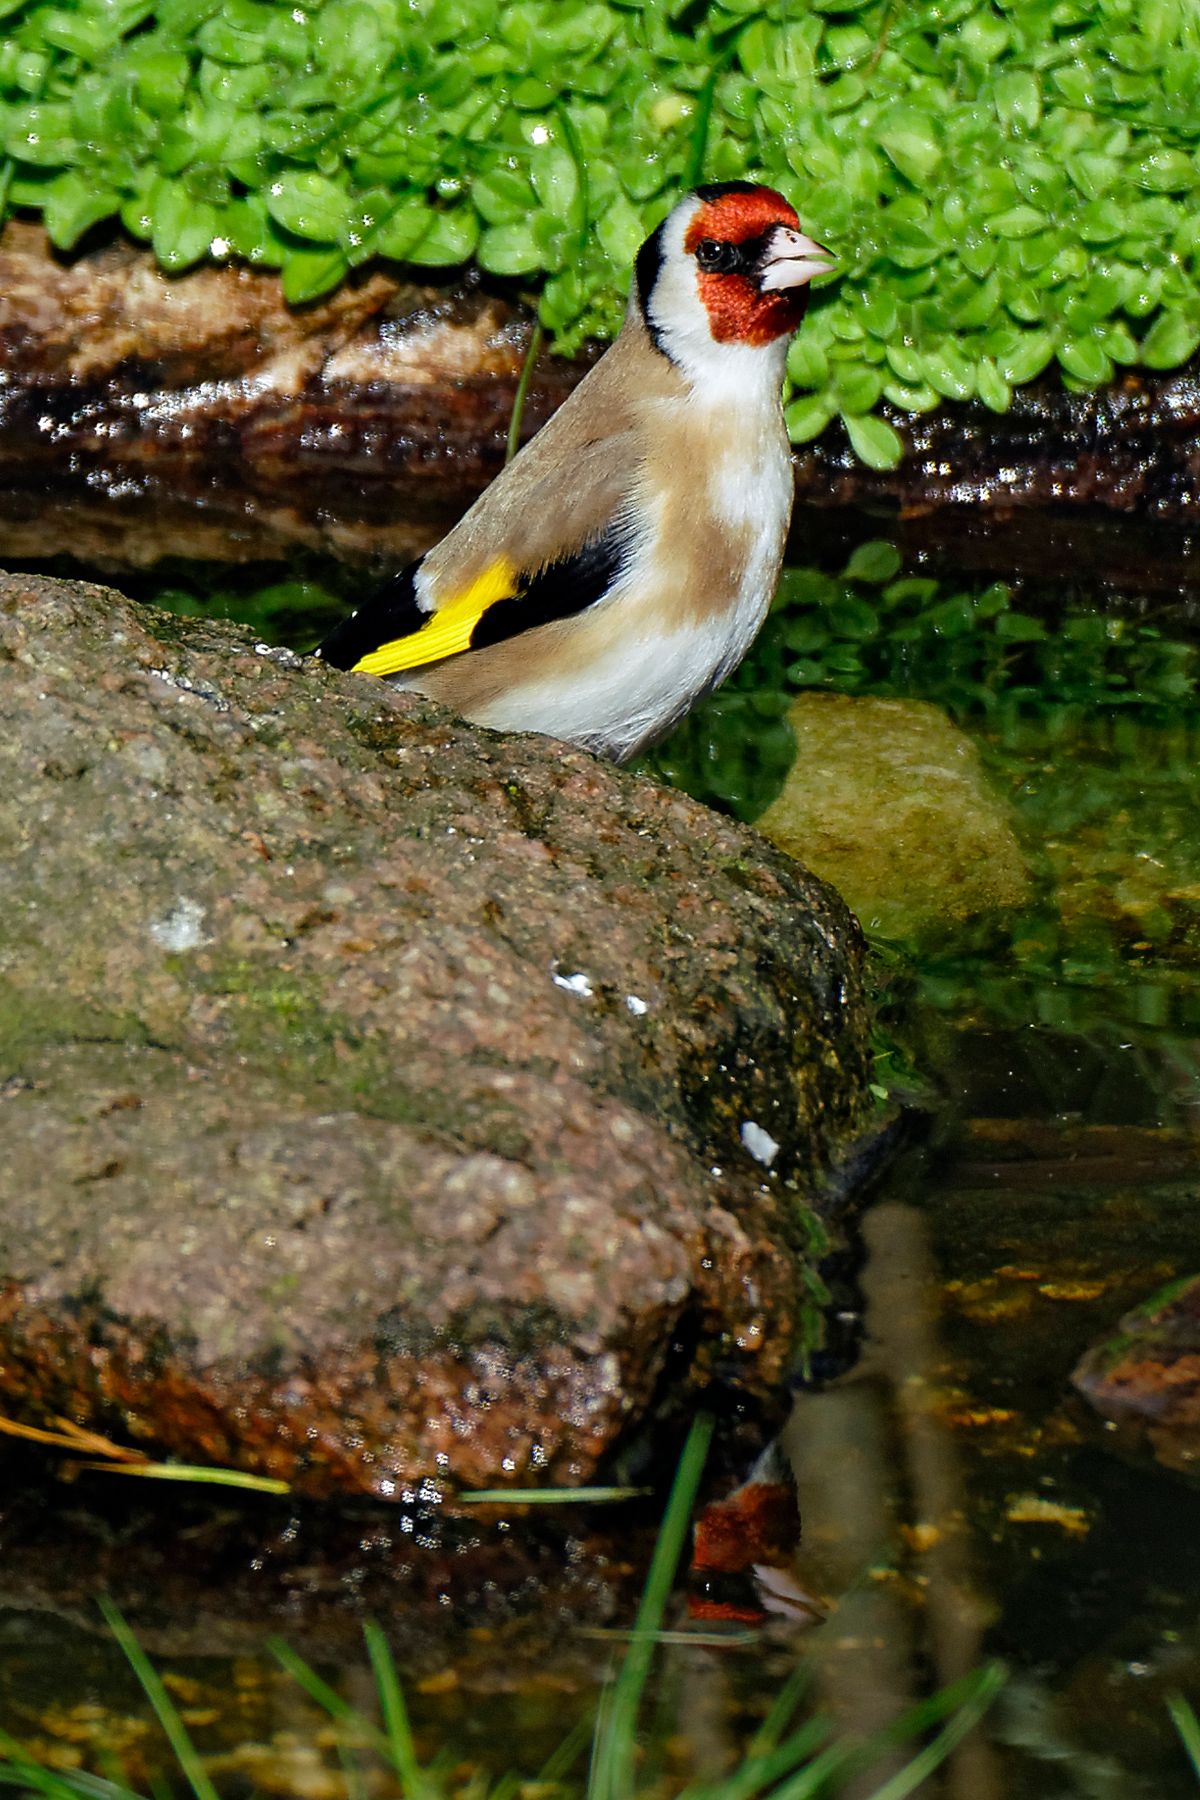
[
  {"left": 150, "top": 573, "right": 348, "bottom": 644},
  {"left": 3, "top": 0, "right": 1200, "bottom": 456}
]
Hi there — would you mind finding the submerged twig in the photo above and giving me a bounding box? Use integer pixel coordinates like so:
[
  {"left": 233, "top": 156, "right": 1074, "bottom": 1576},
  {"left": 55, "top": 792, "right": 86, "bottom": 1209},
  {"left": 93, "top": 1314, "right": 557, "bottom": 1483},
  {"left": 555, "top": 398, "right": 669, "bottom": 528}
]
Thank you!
[
  {"left": 0, "top": 1403, "right": 291, "bottom": 1495},
  {"left": 0, "top": 1412, "right": 147, "bottom": 1462}
]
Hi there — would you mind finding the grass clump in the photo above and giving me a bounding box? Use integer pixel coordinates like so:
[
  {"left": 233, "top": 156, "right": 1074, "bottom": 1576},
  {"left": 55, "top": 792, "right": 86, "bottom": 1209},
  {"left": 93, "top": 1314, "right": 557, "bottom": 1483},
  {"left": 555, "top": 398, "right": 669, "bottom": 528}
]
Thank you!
[
  {"left": 0, "top": 1416, "right": 1005, "bottom": 1800},
  {"left": 2, "top": 1, "right": 1200, "bottom": 460}
]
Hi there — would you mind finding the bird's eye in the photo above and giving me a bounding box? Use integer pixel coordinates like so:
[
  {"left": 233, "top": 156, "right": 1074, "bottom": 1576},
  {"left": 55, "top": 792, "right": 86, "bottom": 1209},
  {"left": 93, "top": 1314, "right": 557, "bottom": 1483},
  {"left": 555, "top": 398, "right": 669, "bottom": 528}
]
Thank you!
[{"left": 695, "top": 237, "right": 740, "bottom": 273}]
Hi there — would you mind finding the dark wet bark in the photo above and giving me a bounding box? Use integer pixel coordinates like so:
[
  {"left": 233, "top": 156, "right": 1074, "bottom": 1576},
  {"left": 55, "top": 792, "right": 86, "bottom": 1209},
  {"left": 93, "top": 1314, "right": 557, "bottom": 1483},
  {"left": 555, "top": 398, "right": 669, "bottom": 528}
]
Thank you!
[
  {"left": 792, "top": 366, "right": 1200, "bottom": 518},
  {"left": 0, "top": 222, "right": 580, "bottom": 572},
  {"left": 2, "top": 225, "right": 1199, "bottom": 581}
]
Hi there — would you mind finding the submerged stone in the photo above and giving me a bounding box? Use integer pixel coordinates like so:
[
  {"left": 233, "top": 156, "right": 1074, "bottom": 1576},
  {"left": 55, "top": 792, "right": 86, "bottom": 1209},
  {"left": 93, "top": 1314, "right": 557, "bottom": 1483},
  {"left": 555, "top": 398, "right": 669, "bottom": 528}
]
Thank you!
[
  {"left": 756, "top": 693, "right": 1030, "bottom": 940},
  {"left": 1073, "top": 1274, "right": 1200, "bottom": 1478},
  {"left": 0, "top": 574, "right": 872, "bottom": 1499}
]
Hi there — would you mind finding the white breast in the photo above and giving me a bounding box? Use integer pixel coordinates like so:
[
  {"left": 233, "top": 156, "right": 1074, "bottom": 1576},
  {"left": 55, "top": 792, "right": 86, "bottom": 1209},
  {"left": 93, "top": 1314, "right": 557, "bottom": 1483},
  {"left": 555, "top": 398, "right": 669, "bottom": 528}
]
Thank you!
[
  {"left": 471, "top": 422, "right": 792, "bottom": 762},
  {"left": 704, "top": 424, "right": 794, "bottom": 688}
]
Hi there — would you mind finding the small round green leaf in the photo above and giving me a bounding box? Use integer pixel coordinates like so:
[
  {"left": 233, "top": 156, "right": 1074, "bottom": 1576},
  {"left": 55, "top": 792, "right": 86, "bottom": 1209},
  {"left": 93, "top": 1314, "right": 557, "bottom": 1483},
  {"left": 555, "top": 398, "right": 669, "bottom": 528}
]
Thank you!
[
  {"left": 1140, "top": 311, "right": 1200, "bottom": 370},
  {"left": 844, "top": 541, "right": 902, "bottom": 584},
  {"left": 843, "top": 412, "right": 903, "bottom": 470},
  {"left": 784, "top": 394, "right": 834, "bottom": 443},
  {"left": 266, "top": 172, "right": 349, "bottom": 243},
  {"left": 477, "top": 219, "right": 542, "bottom": 276}
]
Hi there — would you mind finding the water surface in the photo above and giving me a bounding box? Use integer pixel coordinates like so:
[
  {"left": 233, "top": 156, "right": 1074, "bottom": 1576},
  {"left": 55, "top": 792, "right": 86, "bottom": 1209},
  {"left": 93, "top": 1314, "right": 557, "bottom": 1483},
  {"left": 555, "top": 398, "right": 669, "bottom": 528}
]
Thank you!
[{"left": 3, "top": 511, "right": 1200, "bottom": 1795}]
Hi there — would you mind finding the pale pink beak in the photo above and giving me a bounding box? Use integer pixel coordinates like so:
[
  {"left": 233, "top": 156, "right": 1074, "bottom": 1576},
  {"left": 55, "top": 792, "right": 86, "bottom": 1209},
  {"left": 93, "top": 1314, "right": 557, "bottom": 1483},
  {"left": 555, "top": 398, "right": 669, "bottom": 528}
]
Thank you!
[{"left": 758, "top": 225, "right": 836, "bottom": 292}]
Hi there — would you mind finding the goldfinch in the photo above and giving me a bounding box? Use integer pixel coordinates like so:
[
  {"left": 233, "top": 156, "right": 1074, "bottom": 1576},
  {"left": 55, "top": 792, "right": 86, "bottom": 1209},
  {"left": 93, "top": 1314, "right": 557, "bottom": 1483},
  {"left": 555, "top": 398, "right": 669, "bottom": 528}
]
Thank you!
[{"left": 316, "top": 182, "right": 833, "bottom": 761}]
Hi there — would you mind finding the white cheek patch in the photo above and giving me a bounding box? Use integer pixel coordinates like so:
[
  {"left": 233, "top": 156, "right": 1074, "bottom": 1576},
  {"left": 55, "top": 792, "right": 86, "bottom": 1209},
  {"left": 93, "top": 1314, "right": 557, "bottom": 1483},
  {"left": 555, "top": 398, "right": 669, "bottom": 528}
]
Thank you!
[{"left": 644, "top": 202, "right": 794, "bottom": 401}]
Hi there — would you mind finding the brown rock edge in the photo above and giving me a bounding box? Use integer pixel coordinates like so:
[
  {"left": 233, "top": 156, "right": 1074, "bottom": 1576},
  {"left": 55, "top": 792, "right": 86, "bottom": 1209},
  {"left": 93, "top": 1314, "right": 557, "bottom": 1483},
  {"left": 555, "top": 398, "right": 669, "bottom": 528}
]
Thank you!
[
  {"left": 1073, "top": 1273, "right": 1200, "bottom": 1478},
  {"left": 1, "top": 224, "right": 1198, "bottom": 575},
  {"left": 0, "top": 572, "right": 872, "bottom": 1501}
]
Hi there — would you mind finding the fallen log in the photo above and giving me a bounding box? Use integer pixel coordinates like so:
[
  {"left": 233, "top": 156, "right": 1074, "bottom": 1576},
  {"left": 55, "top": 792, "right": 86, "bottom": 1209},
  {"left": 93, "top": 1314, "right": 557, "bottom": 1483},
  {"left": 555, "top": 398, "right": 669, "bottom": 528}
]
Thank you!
[{"left": 2, "top": 225, "right": 1199, "bottom": 578}]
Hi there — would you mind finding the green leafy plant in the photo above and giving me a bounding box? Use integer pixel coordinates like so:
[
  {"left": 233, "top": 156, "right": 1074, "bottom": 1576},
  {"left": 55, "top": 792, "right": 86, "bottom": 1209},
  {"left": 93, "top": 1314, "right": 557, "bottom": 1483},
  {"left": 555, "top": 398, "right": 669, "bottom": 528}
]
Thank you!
[
  {"left": 3, "top": 0, "right": 1200, "bottom": 460},
  {"left": 1170, "top": 1693, "right": 1200, "bottom": 1783}
]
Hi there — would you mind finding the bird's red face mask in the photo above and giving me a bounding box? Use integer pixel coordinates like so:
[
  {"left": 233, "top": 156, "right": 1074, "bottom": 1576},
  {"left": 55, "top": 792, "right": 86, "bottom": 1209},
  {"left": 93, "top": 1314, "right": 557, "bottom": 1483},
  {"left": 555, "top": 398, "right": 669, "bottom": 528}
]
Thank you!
[{"left": 685, "top": 187, "right": 833, "bottom": 347}]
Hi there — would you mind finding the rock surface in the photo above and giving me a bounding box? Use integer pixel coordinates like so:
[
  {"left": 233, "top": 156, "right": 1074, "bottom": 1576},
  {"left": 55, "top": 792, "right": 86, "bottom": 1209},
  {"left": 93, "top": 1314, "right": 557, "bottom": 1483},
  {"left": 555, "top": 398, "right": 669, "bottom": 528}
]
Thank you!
[
  {"left": 756, "top": 693, "right": 1030, "bottom": 940},
  {"left": 1072, "top": 1275, "right": 1200, "bottom": 1478},
  {"left": 0, "top": 573, "right": 871, "bottom": 1500}
]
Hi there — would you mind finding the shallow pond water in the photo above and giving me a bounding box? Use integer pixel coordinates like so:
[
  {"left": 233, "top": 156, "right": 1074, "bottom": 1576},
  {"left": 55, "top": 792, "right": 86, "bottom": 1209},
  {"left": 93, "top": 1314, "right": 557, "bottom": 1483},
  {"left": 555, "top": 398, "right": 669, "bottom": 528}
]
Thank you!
[{"left": 3, "top": 511, "right": 1200, "bottom": 1796}]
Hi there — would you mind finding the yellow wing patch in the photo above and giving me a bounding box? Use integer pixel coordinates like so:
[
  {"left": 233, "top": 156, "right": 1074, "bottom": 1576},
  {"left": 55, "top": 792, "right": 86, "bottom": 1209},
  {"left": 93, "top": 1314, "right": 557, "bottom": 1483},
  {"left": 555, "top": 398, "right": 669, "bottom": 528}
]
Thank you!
[{"left": 352, "top": 560, "right": 517, "bottom": 678}]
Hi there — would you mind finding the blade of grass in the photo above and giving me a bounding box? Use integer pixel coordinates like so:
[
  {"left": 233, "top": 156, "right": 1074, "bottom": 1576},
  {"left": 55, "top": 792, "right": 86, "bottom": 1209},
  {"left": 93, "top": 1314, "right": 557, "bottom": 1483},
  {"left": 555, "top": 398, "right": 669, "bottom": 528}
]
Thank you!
[
  {"left": 683, "top": 61, "right": 722, "bottom": 189},
  {"left": 363, "top": 1622, "right": 431, "bottom": 1800},
  {"left": 269, "top": 1638, "right": 395, "bottom": 1769},
  {"left": 850, "top": 1662, "right": 1007, "bottom": 1800},
  {"left": 1169, "top": 1693, "right": 1200, "bottom": 1779},
  {"left": 750, "top": 1665, "right": 813, "bottom": 1757},
  {"left": 460, "top": 1485, "right": 650, "bottom": 1505},
  {"left": 586, "top": 1681, "right": 617, "bottom": 1800},
  {"left": 589, "top": 1411, "right": 714, "bottom": 1800},
  {"left": 758, "top": 1740, "right": 855, "bottom": 1800},
  {"left": 79, "top": 1462, "right": 289, "bottom": 1495},
  {"left": 0, "top": 1727, "right": 145, "bottom": 1800},
  {"left": 96, "top": 1601, "right": 220, "bottom": 1800},
  {"left": 839, "top": 1661, "right": 1001, "bottom": 1752},
  {"left": 334, "top": 1739, "right": 370, "bottom": 1800},
  {"left": 504, "top": 320, "right": 543, "bottom": 466},
  {"left": 682, "top": 1718, "right": 832, "bottom": 1800},
  {"left": 537, "top": 1712, "right": 594, "bottom": 1785}
]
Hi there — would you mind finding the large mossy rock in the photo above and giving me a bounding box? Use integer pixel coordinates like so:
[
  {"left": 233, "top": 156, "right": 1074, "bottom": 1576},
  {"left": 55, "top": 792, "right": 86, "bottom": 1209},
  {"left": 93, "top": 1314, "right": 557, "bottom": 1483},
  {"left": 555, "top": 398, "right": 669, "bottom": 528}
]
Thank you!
[
  {"left": 756, "top": 693, "right": 1030, "bottom": 941},
  {"left": 0, "top": 574, "right": 872, "bottom": 1499}
]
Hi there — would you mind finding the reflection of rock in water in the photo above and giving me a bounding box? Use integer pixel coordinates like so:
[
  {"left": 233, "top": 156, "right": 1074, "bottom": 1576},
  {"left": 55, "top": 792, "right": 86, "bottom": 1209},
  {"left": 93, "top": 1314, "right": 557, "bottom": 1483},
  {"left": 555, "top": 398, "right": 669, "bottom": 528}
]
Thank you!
[
  {"left": 0, "top": 572, "right": 875, "bottom": 1501},
  {"left": 0, "top": 1447, "right": 641, "bottom": 1681}
]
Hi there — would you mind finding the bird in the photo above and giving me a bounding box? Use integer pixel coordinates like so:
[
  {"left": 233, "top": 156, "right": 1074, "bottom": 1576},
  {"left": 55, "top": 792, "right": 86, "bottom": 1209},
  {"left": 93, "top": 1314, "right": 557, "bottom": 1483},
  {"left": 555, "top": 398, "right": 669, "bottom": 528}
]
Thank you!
[{"left": 315, "top": 181, "right": 833, "bottom": 762}]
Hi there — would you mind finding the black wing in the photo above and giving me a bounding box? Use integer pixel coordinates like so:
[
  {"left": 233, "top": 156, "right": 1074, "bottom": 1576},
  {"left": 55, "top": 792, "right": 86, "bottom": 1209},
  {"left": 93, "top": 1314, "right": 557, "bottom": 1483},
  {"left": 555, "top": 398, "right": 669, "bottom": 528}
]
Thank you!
[
  {"left": 315, "top": 559, "right": 426, "bottom": 671},
  {"left": 315, "top": 517, "right": 634, "bottom": 673}
]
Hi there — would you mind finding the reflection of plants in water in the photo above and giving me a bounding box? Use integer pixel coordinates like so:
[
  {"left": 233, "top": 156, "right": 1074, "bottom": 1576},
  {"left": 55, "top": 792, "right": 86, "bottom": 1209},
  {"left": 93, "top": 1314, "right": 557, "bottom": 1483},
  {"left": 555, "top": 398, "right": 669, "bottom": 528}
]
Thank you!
[
  {"left": 645, "top": 544, "right": 1200, "bottom": 1102},
  {"left": 0, "top": 1418, "right": 1005, "bottom": 1800},
  {"left": 645, "top": 542, "right": 1200, "bottom": 824},
  {"left": 150, "top": 577, "right": 348, "bottom": 649}
]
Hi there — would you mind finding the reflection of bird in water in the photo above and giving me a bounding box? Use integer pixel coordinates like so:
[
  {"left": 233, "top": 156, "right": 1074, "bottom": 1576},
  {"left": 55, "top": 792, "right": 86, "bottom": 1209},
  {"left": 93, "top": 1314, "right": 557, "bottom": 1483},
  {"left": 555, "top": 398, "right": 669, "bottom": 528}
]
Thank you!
[{"left": 317, "top": 182, "right": 833, "bottom": 761}]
